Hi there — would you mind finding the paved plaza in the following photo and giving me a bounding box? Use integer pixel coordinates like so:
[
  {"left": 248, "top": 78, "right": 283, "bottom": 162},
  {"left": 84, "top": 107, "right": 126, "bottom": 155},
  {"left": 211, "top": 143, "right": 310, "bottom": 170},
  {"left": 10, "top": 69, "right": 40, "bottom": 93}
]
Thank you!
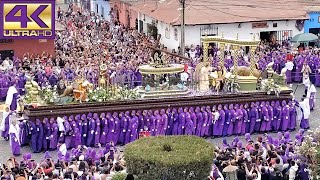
[{"left": 0, "top": 84, "right": 318, "bottom": 163}]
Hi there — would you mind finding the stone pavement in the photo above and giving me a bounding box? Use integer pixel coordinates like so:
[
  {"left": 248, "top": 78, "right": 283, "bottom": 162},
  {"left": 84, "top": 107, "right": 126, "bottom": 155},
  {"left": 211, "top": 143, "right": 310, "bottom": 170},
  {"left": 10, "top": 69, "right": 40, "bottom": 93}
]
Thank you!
[{"left": 0, "top": 84, "right": 318, "bottom": 163}]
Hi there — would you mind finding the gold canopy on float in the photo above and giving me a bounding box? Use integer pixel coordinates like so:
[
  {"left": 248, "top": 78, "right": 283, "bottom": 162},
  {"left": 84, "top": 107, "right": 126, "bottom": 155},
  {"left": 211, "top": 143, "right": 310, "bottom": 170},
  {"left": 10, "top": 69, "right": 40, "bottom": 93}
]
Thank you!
[{"left": 200, "top": 33, "right": 260, "bottom": 91}]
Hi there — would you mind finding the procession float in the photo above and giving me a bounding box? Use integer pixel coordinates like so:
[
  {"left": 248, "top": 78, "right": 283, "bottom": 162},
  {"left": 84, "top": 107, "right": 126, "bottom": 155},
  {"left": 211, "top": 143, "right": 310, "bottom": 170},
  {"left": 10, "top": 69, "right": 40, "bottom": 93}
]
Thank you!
[{"left": 24, "top": 34, "right": 292, "bottom": 121}]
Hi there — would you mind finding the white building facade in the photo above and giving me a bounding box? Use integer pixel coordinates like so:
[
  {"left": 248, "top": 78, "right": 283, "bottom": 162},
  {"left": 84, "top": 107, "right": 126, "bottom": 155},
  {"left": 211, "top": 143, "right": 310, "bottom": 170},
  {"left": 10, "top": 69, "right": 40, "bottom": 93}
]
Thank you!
[
  {"left": 90, "top": 0, "right": 111, "bottom": 21},
  {"left": 139, "top": 13, "right": 304, "bottom": 50}
]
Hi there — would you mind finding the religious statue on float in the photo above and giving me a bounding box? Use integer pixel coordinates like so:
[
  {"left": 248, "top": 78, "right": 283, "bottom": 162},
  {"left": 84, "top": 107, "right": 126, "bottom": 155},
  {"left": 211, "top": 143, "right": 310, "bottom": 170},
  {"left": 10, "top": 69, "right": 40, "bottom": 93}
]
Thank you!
[
  {"left": 99, "top": 64, "right": 109, "bottom": 88},
  {"left": 198, "top": 62, "right": 213, "bottom": 92},
  {"left": 150, "top": 51, "right": 169, "bottom": 68},
  {"left": 61, "top": 74, "right": 93, "bottom": 103}
]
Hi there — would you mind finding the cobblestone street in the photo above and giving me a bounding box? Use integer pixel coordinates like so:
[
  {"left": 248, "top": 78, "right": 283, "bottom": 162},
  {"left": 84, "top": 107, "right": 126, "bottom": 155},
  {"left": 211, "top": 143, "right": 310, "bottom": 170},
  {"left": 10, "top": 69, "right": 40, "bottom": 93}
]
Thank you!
[{"left": 0, "top": 84, "right": 318, "bottom": 163}]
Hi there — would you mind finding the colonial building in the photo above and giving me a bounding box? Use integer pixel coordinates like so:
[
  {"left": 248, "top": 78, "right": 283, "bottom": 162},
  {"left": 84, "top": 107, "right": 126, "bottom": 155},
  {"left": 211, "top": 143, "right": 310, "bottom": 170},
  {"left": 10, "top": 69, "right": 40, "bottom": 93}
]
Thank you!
[
  {"left": 91, "top": 0, "right": 111, "bottom": 21},
  {"left": 130, "top": 0, "right": 313, "bottom": 51},
  {"left": 110, "top": 0, "right": 139, "bottom": 28}
]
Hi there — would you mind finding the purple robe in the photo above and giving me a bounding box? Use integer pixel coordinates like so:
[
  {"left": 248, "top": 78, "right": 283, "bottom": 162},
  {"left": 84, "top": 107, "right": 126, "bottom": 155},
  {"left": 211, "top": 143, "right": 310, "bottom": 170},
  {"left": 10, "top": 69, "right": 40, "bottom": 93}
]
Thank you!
[
  {"left": 137, "top": 111, "right": 144, "bottom": 133},
  {"left": 172, "top": 109, "right": 179, "bottom": 135},
  {"left": 106, "top": 113, "right": 115, "bottom": 144},
  {"left": 200, "top": 107, "right": 209, "bottom": 137},
  {"left": 30, "top": 121, "right": 38, "bottom": 153},
  {"left": 222, "top": 105, "right": 230, "bottom": 136},
  {"left": 315, "top": 68, "right": 320, "bottom": 87},
  {"left": 206, "top": 106, "right": 213, "bottom": 137},
  {"left": 234, "top": 104, "right": 243, "bottom": 135},
  {"left": 73, "top": 128, "right": 81, "bottom": 148},
  {"left": 195, "top": 107, "right": 203, "bottom": 136},
  {"left": 113, "top": 112, "right": 121, "bottom": 145},
  {"left": 227, "top": 104, "right": 235, "bottom": 136},
  {"left": 166, "top": 109, "right": 173, "bottom": 135},
  {"left": 124, "top": 112, "right": 132, "bottom": 144},
  {"left": 216, "top": 105, "right": 225, "bottom": 136},
  {"left": 266, "top": 102, "right": 274, "bottom": 132},
  {"left": 36, "top": 119, "right": 43, "bottom": 152},
  {"left": 288, "top": 101, "right": 296, "bottom": 130},
  {"left": 93, "top": 113, "right": 101, "bottom": 147},
  {"left": 80, "top": 114, "right": 88, "bottom": 145},
  {"left": 178, "top": 108, "right": 186, "bottom": 135},
  {"left": 254, "top": 102, "right": 262, "bottom": 132},
  {"left": 240, "top": 104, "right": 248, "bottom": 135},
  {"left": 130, "top": 119, "right": 138, "bottom": 143},
  {"left": 249, "top": 102, "right": 258, "bottom": 133},
  {"left": 42, "top": 118, "right": 51, "bottom": 151},
  {"left": 1, "top": 112, "right": 11, "bottom": 140},
  {"left": 19, "top": 120, "right": 30, "bottom": 146},
  {"left": 184, "top": 111, "right": 194, "bottom": 135},
  {"left": 189, "top": 107, "right": 197, "bottom": 133},
  {"left": 9, "top": 124, "right": 21, "bottom": 156},
  {"left": 259, "top": 102, "right": 269, "bottom": 132},
  {"left": 281, "top": 101, "right": 290, "bottom": 131},
  {"left": 49, "top": 118, "right": 58, "bottom": 150},
  {"left": 64, "top": 117, "right": 73, "bottom": 149},
  {"left": 86, "top": 113, "right": 96, "bottom": 147},
  {"left": 149, "top": 111, "right": 156, "bottom": 136},
  {"left": 100, "top": 113, "right": 108, "bottom": 146},
  {"left": 154, "top": 110, "right": 162, "bottom": 136},
  {"left": 159, "top": 109, "right": 168, "bottom": 135},
  {"left": 118, "top": 112, "right": 126, "bottom": 145}
]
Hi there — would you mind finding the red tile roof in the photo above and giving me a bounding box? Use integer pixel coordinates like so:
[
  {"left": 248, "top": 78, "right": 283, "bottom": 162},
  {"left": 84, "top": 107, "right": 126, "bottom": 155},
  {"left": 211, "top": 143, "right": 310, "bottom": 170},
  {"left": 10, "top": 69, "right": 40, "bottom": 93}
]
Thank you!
[{"left": 130, "top": 0, "right": 314, "bottom": 25}]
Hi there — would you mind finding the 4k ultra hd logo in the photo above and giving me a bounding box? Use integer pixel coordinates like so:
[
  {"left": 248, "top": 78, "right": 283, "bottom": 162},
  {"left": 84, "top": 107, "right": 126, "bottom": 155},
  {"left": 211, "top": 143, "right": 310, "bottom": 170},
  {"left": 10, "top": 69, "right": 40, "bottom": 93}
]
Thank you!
[{"left": 0, "top": 0, "right": 55, "bottom": 39}]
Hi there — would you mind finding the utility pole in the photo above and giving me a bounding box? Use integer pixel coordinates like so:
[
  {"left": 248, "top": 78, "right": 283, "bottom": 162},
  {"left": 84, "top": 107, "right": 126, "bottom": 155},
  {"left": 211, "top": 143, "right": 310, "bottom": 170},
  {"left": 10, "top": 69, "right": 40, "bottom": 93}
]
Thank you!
[{"left": 179, "top": 0, "right": 185, "bottom": 57}]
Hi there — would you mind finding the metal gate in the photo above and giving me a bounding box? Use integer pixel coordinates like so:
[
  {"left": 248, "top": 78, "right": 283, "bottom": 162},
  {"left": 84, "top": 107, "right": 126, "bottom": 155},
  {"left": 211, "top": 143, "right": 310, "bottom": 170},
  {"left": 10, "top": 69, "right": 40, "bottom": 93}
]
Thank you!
[
  {"left": 276, "top": 30, "right": 293, "bottom": 42},
  {"left": 200, "top": 25, "right": 218, "bottom": 37}
]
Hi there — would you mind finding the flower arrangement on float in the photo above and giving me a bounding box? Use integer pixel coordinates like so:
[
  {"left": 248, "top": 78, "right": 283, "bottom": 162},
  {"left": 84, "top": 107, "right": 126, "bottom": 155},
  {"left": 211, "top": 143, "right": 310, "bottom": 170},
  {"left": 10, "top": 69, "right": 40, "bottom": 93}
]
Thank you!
[
  {"left": 295, "top": 128, "right": 320, "bottom": 179},
  {"left": 39, "top": 85, "right": 59, "bottom": 104},
  {"left": 87, "top": 86, "right": 142, "bottom": 102}
]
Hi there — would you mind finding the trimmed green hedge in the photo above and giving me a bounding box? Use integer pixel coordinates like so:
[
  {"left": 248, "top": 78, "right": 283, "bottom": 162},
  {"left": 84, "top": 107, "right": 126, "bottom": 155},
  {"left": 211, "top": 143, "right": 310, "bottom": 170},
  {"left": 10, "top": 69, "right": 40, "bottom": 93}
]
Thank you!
[{"left": 124, "top": 135, "right": 215, "bottom": 180}]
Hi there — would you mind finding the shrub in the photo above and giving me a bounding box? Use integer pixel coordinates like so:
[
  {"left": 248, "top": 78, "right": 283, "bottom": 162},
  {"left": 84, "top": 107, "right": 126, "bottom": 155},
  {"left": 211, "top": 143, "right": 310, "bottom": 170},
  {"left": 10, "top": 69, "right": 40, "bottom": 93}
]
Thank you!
[
  {"left": 112, "top": 172, "right": 127, "bottom": 180},
  {"left": 125, "top": 135, "right": 215, "bottom": 180}
]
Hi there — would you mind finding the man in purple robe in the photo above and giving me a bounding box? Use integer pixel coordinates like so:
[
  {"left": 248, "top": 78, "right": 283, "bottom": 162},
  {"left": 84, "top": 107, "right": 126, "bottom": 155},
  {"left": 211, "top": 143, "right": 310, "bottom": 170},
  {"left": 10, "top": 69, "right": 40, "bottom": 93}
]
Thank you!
[
  {"left": 19, "top": 119, "right": 30, "bottom": 146},
  {"left": 184, "top": 109, "right": 194, "bottom": 135},
  {"left": 42, "top": 118, "right": 51, "bottom": 151},
  {"left": 259, "top": 102, "right": 269, "bottom": 132},
  {"left": 288, "top": 101, "right": 296, "bottom": 131},
  {"left": 118, "top": 112, "right": 126, "bottom": 145},
  {"left": 143, "top": 110, "right": 151, "bottom": 133},
  {"left": 254, "top": 102, "right": 261, "bottom": 132},
  {"left": 195, "top": 107, "right": 202, "bottom": 136},
  {"left": 137, "top": 111, "right": 144, "bottom": 133},
  {"left": 81, "top": 114, "right": 88, "bottom": 145},
  {"left": 240, "top": 104, "right": 248, "bottom": 135},
  {"left": 124, "top": 111, "right": 132, "bottom": 144},
  {"left": 274, "top": 101, "right": 282, "bottom": 131},
  {"left": 265, "top": 102, "right": 273, "bottom": 132},
  {"left": 200, "top": 106, "right": 209, "bottom": 137},
  {"left": 113, "top": 112, "right": 121, "bottom": 145},
  {"left": 106, "top": 113, "right": 115, "bottom": 144},
  {"left": 172, "top": 108, "right": 179, "bottom": 135},
  {"left": 49, "top": 118, "right": 58, "bottom": 150},
  {"left": 234, "top": 104, "right": 243, "bottom": 135},
  {"left": 100, "top": 113, "right": 108, "bottom": 146},
  {"left": 86, "top": 113, "right": 96, "bottom": 147},
  {"left": 30, "top": 121, "right": 38, "bottom": 153},
  {"left": 93, "top": 113, "right": 101, "bottom": 147},
  {"left": 5, "top": 81, "right": 20, "bottom": 111},
  {"left": 35, "top": 119, "right": 43, "bottom": 152},
  {"left": 227, "top": 104, "right": 235, "bottom": 136},
  {"left": 64, "top": 116, "right": 73, "bottom": 149},
  {"left": 166, "top": 108, "right": 173, "bottom": 135},
  {"left": 222, "top": 105, "right": 230, "bottom": 136},
  {"left": 73, "top": 128, "right": 81, "bottom": 148},
  {"left": 159, "top": 109, "right": 168, "bottom": 135},
  {"left": 154, "top": 110, "right": 162, "bottom": 136},
  {"left": 249, "top": 102, "right": 258, "bottom": 133},
  {"left": 148, "top": 110, "right": 156, "bottom": 136},
  {"left": 9, "top": 118, "right": 21, "bottom": 156},
  {"left": 215, "top": 105, "right": 224, "bottom": 137},
  {"left": 129, "top": 115, "right": 138, "bottom": 143},
  {"left": 189, "top": 107, "right": 197, "bottom": 133},
  {"left": 281, "top": 100, "right": 290, "bottom": 131},
  {"left": 75, "top": 115, "right": 82, "bottom": 143},
  {"left": 206, "top": 106, "right": 213, "bottom": 137},
  {"left": 178, "top": 108, "right": 186, "bottom": 135}
]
